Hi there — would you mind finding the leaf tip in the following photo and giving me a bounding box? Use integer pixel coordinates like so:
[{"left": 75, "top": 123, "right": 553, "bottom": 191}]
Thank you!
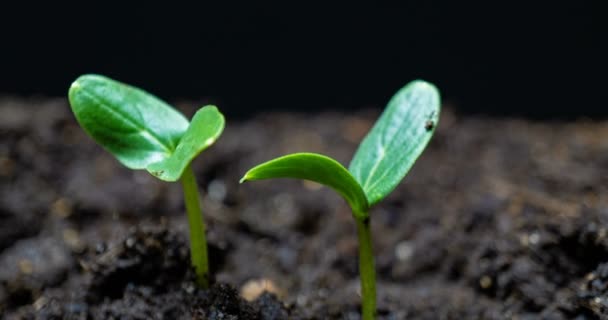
[
  {"left": 197, "top": 104, "right": 221, "bottom": 115},
  {"left": 239, "top": 169, "right": 257, "bottom": 184},
  {"left": 68, "top": 74, "right": 108, "bottom": 102},
  {"left": 204, "top": 105, "right": 219, "bottom": 111},
  {"left": 68, "top": 78, "right": 84, "bottom": 104},
  {"left": 69, "top": 79, "right": 81, "bottom": 91},
  {"left": 411, "top": 79, "right": 437, "bottom": 90}
]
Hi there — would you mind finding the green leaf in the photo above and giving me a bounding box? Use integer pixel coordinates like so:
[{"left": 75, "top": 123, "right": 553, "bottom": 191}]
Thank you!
[
  {"left": 68, "top": 74, "right": 189, "bottom": 169},
  {"left": 241, "top": 153, "right": 369, "bottom": 217},
  {"left": 147, "top": 106, "right": 225, "bottom": 181},
  {"left": 349, "top": 80, "right": 441, "bottom": 206}
]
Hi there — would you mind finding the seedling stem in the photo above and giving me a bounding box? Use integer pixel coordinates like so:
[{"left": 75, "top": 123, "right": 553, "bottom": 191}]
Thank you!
[
  {"left": 181, "top": 164, "right": 209, "bottom": 287},
  {"left": 356, "top": 215, "right": 376, "bottom": 320}
]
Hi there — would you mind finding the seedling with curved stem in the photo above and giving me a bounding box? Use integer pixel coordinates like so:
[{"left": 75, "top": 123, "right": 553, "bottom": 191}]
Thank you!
[
  {"left": 68, "top": 74, "right": 225, "bottom": 287},
  {"left": 241, "top": 80, "right": 440, "bottom": 319}
]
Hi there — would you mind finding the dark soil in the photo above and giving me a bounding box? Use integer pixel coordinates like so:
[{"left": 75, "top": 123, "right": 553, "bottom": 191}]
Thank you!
[{"left": 2, "top": 97, "right": 608, "bottom": 319}]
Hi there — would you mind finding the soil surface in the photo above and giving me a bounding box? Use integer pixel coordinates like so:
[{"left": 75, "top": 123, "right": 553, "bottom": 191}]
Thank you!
[{"left": 1, "top": 97, "right": 608, "bottom": 319}]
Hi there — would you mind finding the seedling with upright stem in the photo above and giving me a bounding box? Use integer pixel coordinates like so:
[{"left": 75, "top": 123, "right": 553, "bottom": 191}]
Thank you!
[
  {"left": 241, "top": 80, "right": 441, "bottom": 319},
  {"left": 68, "top": 74, "right": 225, "bottom": 287}
]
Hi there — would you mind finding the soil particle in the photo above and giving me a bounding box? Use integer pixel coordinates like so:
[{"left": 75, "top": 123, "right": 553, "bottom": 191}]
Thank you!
[
  {"left": 575, "top": 262, "right": 608, "bottom": 316},
  {"left": 0, "top": 236, "right": 72, "bottom": 309}
]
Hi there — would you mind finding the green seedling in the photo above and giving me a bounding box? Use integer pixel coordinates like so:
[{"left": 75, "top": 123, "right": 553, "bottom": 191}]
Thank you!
[
  {"left": 241, "top": 80, "right": 440, "bottom": 319},
  {"left": 68, "top": 74, "right": 225, "bottom": 287}
]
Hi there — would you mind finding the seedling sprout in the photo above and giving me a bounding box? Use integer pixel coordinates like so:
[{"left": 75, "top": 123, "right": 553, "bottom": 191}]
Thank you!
[
  {"left": 241, "top": 80, "right": 440, "bottom": 319},
  {"left": 68, "top": 74, "right": 225, "bottom": 287}
]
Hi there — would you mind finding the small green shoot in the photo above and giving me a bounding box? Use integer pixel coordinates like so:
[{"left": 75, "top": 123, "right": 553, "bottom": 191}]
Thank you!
[
  {"left": 241, "top": 80, "right": 440, "bottom": 319},
  {"left": 68, "top": 74, "right": 225, "bottom": 287}
]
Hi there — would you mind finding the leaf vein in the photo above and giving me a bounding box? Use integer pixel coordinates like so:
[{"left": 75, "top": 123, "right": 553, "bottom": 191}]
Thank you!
[{"left": 80, "top": 89, "right": 174, "bottom": 153}]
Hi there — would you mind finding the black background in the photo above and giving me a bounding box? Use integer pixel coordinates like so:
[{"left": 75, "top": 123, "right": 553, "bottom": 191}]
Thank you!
[{"left": 1, "top": 2, "right": 605, "bottom": 118}]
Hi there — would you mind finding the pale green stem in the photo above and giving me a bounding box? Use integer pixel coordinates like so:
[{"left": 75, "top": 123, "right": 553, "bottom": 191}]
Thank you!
[
  {"left": 356, "top": 215, "right": 377, "bottom": 320},
  {"left": 180, "top": 164, "right": 209, "bottom": 288}
]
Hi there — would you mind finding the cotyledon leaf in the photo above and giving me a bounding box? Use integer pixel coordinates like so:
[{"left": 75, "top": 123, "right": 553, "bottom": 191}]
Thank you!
[
  {"left": 349, "top": 80, "right": 441, "bottom": 206},
  {"left": 241, "top": 153, "right": 369, "bottom": 217},
  {"left": 147, "top": 106, "right": 225, "bottom": 181},
  {"left": 68, "top": 74, "right": 190, "bottom": 169}
]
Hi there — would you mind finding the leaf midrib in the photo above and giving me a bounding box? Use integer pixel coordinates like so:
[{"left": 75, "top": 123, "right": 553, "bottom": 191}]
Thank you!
[
  {"left": 357, "top": 88, "right": 428, "bottom": 200},
  {"left": 361, "top": 145, "right": 385, "bottom": 191},
  {"left": 79, "top": 89, "right": 174, "bottom": 154}
]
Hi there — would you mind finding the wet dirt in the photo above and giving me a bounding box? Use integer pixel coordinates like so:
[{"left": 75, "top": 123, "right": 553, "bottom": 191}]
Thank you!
[{"left": 1, "top": 97, "right": 608, "bottom": 319}]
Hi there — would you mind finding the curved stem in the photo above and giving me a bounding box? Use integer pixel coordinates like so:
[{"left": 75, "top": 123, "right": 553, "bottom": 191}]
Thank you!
[
  {"left": 180, "top": 164, "right": 209, "bottom": 288},
  {"left": 356, "top": 215, "right": 377, "bottom": 320}
]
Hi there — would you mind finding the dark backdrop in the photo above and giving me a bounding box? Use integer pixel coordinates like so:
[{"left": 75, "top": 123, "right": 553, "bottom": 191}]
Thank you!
[{"left": 1, "top": 2, "right": 605, "bottom": 118}]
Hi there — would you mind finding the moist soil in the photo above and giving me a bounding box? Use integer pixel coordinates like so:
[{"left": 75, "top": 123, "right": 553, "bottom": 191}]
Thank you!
[{"left": 1, "top": 97, "right": 608, "bottom": 319}]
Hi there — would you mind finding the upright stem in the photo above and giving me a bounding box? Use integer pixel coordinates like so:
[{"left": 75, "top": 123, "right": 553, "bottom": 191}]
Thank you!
[
  {"left": 356, "top": 215, "right": 377, "bottom": 320},
  {"left": 180, "top": 164, "right": 209, "bottom": 288}
]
